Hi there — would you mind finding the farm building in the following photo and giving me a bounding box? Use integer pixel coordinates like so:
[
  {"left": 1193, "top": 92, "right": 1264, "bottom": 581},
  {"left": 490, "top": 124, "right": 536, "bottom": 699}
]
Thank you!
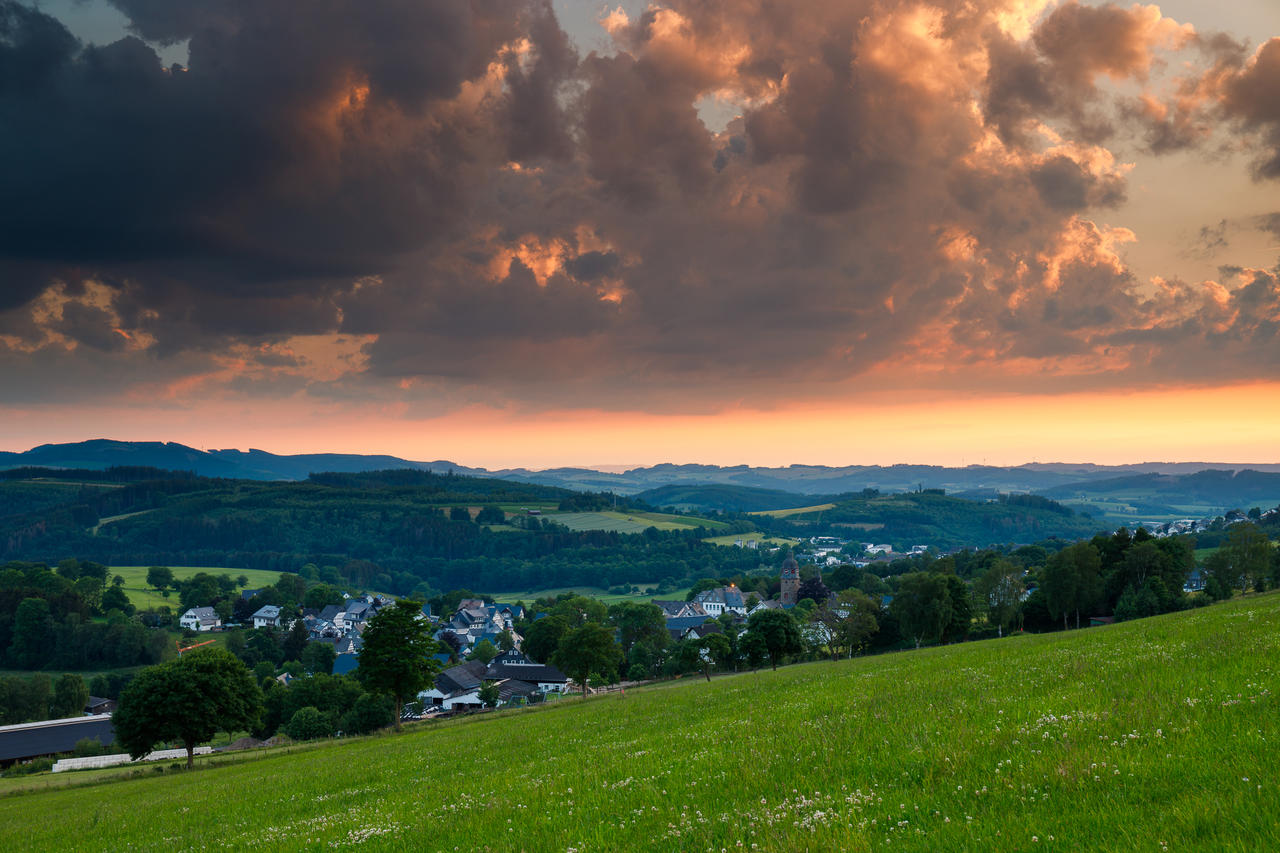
[{"left": 0, "top": 715, "right": 115, "bottom": 767}]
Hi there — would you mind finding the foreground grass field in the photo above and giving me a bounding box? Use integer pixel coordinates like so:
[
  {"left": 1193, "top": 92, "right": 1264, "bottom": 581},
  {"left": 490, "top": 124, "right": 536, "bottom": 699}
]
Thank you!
[{"left": 4, "top": 595, "right": 1278, "bottom": 851}]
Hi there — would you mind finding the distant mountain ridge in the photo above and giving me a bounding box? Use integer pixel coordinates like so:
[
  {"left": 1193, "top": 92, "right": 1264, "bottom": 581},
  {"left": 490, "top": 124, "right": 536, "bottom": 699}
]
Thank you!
[{"left": 2, "top": 439, "right": 1279, "bottom": 498}]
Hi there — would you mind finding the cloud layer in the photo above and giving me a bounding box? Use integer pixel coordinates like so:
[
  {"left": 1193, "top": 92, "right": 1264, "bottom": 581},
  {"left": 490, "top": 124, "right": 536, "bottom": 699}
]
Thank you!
[{"left": 0, "top": 0, "right": 1277, "bottom": 414}]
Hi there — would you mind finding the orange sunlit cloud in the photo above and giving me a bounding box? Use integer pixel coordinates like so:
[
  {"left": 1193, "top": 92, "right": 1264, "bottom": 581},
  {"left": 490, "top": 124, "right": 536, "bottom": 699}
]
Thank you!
[{"left": 0, "top": 0, "right": 1278, "bottom": 465}]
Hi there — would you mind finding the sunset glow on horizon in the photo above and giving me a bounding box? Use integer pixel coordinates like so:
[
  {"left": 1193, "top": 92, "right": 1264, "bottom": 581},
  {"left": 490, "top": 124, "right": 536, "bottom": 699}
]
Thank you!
[{"left": 2, "top": 0, "right": 1278, "bottom": 466}]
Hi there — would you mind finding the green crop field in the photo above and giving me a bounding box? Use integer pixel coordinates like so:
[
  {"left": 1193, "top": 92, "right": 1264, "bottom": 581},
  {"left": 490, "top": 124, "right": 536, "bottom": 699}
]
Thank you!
[
  {"left": 544, "top": 510, "right": 728, "bottom": 533},
  {"left": 3, "top": 594, "right": 1278, "bottom": 850},
  {"left": 110, "top": 566, "right": 287, "bottom": 611}
]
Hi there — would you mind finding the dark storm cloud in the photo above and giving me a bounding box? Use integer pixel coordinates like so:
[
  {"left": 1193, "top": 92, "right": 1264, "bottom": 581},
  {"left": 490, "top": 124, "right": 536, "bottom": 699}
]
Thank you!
[
  {"left": 0, "top": 0, "right": 573, "bottom": 340},
  {"left": 1218, "top": 38, "right": 1280, "bottom": 179},
  {"left": 1, "top": 0, "right": 1278, "bottom": 411}
]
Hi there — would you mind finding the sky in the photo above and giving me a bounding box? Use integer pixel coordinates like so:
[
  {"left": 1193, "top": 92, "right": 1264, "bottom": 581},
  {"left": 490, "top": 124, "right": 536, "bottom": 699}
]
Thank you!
[{"left": 1, "top": 0, "right": 1279, "bottom": 469}]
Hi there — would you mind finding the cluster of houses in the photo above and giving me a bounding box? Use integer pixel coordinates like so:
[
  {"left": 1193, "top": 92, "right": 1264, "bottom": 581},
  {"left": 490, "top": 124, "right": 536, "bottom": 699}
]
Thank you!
[
  {"left": 1143, "top": 507, "right": 1279, "bottom": 538},
  {"left": 421, "top": 648, "right": 568, "bottom": 711},
  {"left": 431, "top": 599, "right": 524, "bottom": 656}
]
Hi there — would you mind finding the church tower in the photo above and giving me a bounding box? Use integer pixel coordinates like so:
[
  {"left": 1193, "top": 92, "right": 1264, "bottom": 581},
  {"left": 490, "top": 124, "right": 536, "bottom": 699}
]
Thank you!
[{"left": 779, "top": 554, "right": 800, "bottom": 606}]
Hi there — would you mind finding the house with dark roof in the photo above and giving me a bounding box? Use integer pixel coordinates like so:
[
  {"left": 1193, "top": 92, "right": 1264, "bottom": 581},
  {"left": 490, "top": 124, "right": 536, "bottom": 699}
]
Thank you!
[
  {"left": 483, "top": 652, "right": 568, "bottom": 694},
  {"left": 653, "top": 600, "right": 707, "bottom": 619},
  {"left": 692, "top": 585, "right": 747, "bottom": 616},
  {"left": 179, "top": 606, "right": 222, "bottom": 632},
  {"left": 665, "top": 614, "right": 718, "bottom": 642},
  {"left": 420, "top": 661, "right": 490, "bottom": 710},
  {"left": 252, "top": 605, "right": 283, "bottom": 629},
  {"left": 0, "top": 715, "right": 116, "bottom": 766}
]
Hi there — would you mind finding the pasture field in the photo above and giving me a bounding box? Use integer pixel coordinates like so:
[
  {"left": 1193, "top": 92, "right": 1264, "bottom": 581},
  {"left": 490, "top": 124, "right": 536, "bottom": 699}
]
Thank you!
[
  {"left": 749, "top": 502, "right": 836, "bottom": 518},
  {"left": 110, "top": 566, "right": 286, "bottom": 611},
  {"left": 2, "top": 593, "right": 1278, "bottom": 850},
  {"left": 543, "top": 510, "right": 728, "bottom": 533},
  {"left": 702, "top": 531, "right": 799, "bottom": 548}
]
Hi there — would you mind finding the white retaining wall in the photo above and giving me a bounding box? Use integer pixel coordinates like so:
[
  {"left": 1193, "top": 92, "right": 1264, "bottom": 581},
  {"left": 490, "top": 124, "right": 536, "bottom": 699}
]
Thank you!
[{"left": 52, "top": 746, "right": 214, "bottom": 772}]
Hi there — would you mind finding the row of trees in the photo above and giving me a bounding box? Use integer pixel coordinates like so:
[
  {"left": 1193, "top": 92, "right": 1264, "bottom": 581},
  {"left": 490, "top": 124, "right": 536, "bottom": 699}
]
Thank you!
[
  {"left": 1, "top": 561, "right": 165, "bottom": 670},
  {"left": 0, "top": 673, "right": 90, "bottom": 725}
]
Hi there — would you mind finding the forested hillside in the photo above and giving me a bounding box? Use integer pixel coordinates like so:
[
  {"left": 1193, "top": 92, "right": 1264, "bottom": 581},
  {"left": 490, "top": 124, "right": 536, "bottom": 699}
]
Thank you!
[
  {"left": 752, "top": 490, "right": 1102, "bottom": 550},
  {"left": 0, "top": 469, "right": 758, "bottom": 595}
]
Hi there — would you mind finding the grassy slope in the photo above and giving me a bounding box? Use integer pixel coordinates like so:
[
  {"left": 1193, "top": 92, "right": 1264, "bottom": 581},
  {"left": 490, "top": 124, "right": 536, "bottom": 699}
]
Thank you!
[
  {"left": 702, "top": 531, "right": 800, "bottom": 547},
  {"left": 3, "top": 595, "right": 1278, "bottom": 851},
  {"left": 749, "top": 502, "right": 837, "bottom": 517},
  {"left": 110, "top": 566, "right": 286, "bottom": 611},
  {"left": 546, "top": 510, "right": 729, "bottom": 533}
]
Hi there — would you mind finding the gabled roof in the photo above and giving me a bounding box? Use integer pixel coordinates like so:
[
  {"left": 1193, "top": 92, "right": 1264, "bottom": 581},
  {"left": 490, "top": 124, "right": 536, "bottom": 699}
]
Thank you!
[
  {"left": 318, "top": 604, "right": 343, "bottom": 622},
  {"left": 484, "top": 660, "right": 567, "bottom": 684},
  {"left": 252, "top": 605, "right": 282, "bottom": 620},
  {"left": 491, "top": 649, "right": 528, "bottom": 666},
  {"left": 435, "top": 661, "right": 489, "bottom": 694},
  {"left": 183, "top": 606, "right": 219, "bottom": 620},
  {"left": 665, "top": 615, "right": 714, "bottom": 631},
  {"left": 693, "top": 586, "right": 746, "bottom": 608},
  {"left": 496, "top": 679, "right": 540, "bottom": 701}
]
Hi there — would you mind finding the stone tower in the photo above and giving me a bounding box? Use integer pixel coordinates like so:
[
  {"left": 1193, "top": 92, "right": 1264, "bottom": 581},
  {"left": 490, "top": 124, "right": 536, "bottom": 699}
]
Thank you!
[{"left": 779, "top": 555, "right": 800, "bottom": 606}]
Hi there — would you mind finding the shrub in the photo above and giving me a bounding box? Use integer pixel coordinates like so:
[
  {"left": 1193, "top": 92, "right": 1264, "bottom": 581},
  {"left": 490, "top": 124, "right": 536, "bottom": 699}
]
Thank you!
[
  {"left": 284, "top": 706, "right": 333, "bottom": 741},
  {"left": 340, "top": 693, "right": 394, "bottom": 735}
]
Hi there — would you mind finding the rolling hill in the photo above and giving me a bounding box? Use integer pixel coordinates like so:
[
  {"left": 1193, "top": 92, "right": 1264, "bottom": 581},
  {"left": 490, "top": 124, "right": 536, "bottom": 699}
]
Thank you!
[{"left": 2, "top": 594, "right": 1277, "bottom": 850}]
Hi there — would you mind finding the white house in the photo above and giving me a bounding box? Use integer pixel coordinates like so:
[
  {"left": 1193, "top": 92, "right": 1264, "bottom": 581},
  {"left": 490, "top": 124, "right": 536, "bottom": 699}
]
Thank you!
[
  {"left": 252, "top": 605, "right": 283, "bottom": 629},
  {"left": 179, "top": 606, "right": 221, "bottom": 632},
  {"left": 692, "top": 585, "right": 748, "bottom": 617}
]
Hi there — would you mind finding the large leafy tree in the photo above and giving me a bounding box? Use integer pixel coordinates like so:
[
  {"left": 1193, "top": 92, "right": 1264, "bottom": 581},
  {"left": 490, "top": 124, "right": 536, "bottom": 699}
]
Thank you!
[
  {"left": 51, "top": 673, "right": 89, "bottom": 719},
  {"left": 1042, "top": 542, "right": 1102, "bottom": 630},
  {"left": 552, "top": 622, "right": 622, "bottom": 698},
  {"left": 890, "top": 572, "right": 952, "bottom": 648},
  {"left": 972, "top": 558, "right": 1025, "bottom": 636},
  {"left": 113, "top": 647, "right": 262, "bottom": 768},
  {"left": 357, "top": 599, "right": 440, "bottom": 729},
  {"left": 607, "top": 601, "right": 667, "bottom": 659},
  {"left": 146, "top": 566, "right": 174, "bottom": 591},
  {"left": 9, "top": 597, "right": 52, "bottom": 668},
  {"left": 745, "top": 609, "right": 802, "bottom": 670}
]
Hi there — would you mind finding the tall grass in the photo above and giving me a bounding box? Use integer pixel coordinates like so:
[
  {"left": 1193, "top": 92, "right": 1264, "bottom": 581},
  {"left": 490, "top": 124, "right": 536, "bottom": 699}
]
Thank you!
[{"left": 3, "top": 594, "right": 1277, "bottom": 851}]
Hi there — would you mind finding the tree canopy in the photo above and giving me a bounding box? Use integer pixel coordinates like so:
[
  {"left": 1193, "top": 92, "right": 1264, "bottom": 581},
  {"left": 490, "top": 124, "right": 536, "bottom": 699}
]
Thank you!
[
  {"left": 552, "top": 622, "right": 622, "bottom": 698},
  {"left": 112, "top": 647, "right": 261, "bottom": 768},
  {"left": 357, "top": 599, "right": 440, "bottom": 729}
]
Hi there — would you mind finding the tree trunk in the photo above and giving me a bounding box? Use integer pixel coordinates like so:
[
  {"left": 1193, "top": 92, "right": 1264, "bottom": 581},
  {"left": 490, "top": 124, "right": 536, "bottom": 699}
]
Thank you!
[
  {"left": 394, "top": 693, "right": 403, "bottom": 730},
  {"left": 1063, "top": 612, "right": 1068, "bottom": 631},
  {"left": 185, "top": 742, "right": 194, "bottom": 770}
]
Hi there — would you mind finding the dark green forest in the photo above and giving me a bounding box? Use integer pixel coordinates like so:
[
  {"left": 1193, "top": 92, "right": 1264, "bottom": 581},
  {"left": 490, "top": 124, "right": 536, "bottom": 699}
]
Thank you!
[
  {"left": 0, "top": 469, "right": 763, "bottom": 595},
  {"left": 747, "top": 490, "right": 1102, "bottom": 549}
]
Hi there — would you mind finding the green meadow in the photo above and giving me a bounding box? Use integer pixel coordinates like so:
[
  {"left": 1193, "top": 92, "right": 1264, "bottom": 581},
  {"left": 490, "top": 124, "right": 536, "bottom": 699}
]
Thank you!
[
  {"left": 110, "top": 566, "right": 286, "bottom": 611},
  {"left": 543, "top": 510, "right": 729, "bottom": 533},
  {"left": 702, "top": 531, "right": 800, "bottom": 548},
  {"left": 3, "top": 594, "right": 1278, "bottom": 851}
]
